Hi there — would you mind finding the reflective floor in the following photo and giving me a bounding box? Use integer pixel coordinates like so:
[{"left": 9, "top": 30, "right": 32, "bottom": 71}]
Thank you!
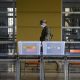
[
  {"left": 21, "top": 73, "right": 80, "bottom": 80},
  {"left": 0, "top": 72, "right": 80, "bottom": 80},
  {"left": 0, "top": 60, "right": 80, "bottom": 80},
  {"left": 20, "top": 60, "right": 80, "bottom": 80}
]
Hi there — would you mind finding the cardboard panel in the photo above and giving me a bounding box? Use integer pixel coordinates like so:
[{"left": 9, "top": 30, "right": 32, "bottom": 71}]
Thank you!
[
  {"left": 17, "top": 0, "right": 61, "bottom": 41},
  {"left": 17, "top": 13, "right": 61, "bottom": 27},
  {"left": 17, "top": 27, "right": 61, "bottom": 41},
  {"left": 17, "top": 27, "right": 41, "bottom": 41},
  {"left": 17, "top": 0, "right": 61, "bottom": 12}
]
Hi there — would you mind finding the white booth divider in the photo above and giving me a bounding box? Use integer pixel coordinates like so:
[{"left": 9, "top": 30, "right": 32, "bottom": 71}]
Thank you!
[
  {"left": 42, "top": 41, "right": 65, "bottom": 55},
  {"left": 18, "top": 41, "right": 41, "bottom": 55}
]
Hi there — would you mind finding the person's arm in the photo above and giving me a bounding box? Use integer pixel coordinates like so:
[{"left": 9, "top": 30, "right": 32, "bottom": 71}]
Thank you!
[{"left": 46, "top": 28, "right": 53, "bottom": 40}]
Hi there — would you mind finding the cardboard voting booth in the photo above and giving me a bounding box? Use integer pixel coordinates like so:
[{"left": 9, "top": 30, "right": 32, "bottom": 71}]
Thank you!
[
  {"left": 42, "top": 41, "right": 65, "bottom": 55},
  {"left": 18, "top": 41, "right": 41, "bottom": 55}
]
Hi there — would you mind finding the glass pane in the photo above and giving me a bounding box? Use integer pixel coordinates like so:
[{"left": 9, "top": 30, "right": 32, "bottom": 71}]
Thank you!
[
  {"left": 65, "top": 43, "right": 80, "bottom": 55},
  {"left": 62, "top": 0, "right": 80, "bottom": 12},
  {"left": 62, "top": 1, "right": 80, "bottom": 80},
  {"left": 7, "top": 8, "right": 13, "bottom": 12},
  {"left": 0, "top": 8, "right": 8, "bottom": 26},
  {"left": 62, "top": 13, "right": 80, "bottom": 27},
  {"left": 0, "top": 43, "right": 16, "bottom": 56},
  {"left": 8, "top": 18, "right": 13, "bottom": 26},
  {"left": 0, "top": 0, "right": 14, "bottom": 2},
  {"left": 62, "top": 0, "right": 80, "bottom": 27},
  {"left": 62, "top": 29, "right": 80, "bottom": 41},
  {"left": 0, "top": 27, "right": 16, "bottom": 41}
]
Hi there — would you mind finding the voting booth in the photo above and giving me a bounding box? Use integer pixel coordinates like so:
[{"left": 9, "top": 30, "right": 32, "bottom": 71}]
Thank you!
[{"left": 18, "top": 41, "right": 41, "bottom": 55}]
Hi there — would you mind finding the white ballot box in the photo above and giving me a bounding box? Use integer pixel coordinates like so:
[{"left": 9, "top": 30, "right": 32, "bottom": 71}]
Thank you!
[
  {"left": 42, "top": 41, "right": 65, "bottom": 55},
  {"left": 18, "top": 41, "right": 41, "bottom": 55}
]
